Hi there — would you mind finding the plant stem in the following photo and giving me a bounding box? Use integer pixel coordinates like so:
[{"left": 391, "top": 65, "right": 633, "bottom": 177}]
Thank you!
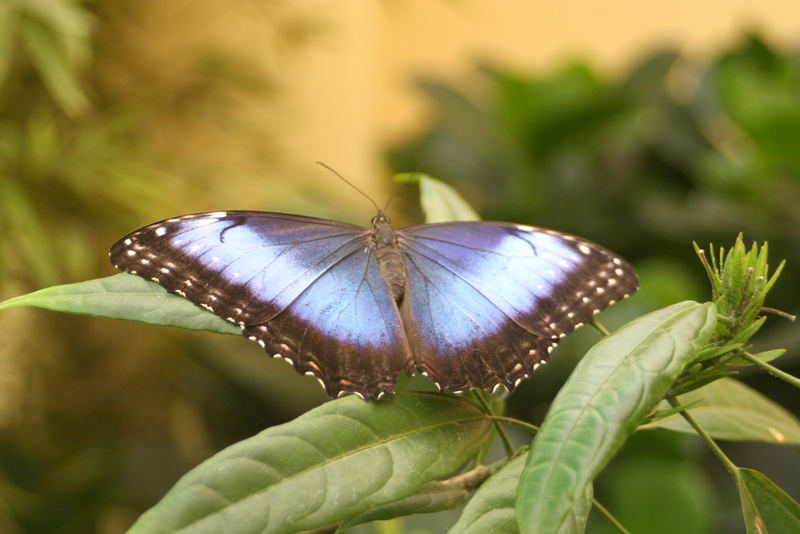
[
  {"left": 591, "top": 317, "right": 610, "bottom": 336},
  {"left": 487, "top": 415, "right": 539, "bottom": 434},
  {"left": 761, "top": 306, "right": 797, "bottom": 321},
  {"left": 592, "top": 498, "right": 632, "bottom": 534},
  {"left": 738, "top": 351, "right": 800, "bottom": 389},
  {"left": 473, "top": 392, "right": 516, "bottom": 457},
  {"left": 666, "top": 395, "right": 738, "bottom": 477}
]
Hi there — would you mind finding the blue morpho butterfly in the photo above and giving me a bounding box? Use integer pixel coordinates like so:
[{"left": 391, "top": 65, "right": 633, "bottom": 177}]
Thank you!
[{"left": 110, "top": 179, "right": 638, "bottom": 400}]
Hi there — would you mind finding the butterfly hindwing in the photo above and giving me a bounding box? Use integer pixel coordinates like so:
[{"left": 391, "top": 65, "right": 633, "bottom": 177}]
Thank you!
[
  {"left": 398, "top": 221, "right": 638, "bottom": 392},
  {"left": 242, "top": 244, "right": 412, "bottom": 399},
  {"left": 400, "top": 245, "right": 555, "bottom": 392}
]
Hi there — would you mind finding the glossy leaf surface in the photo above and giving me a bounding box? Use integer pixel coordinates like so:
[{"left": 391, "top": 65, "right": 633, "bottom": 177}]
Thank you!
[
  {"left": 517, "top": 301, "right": 716, "bottom": 533},
  {"left": 128, "top": 392, "right": 491, "bottom": 534}
]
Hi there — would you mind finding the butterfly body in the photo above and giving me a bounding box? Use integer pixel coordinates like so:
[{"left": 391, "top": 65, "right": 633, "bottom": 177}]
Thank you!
[
  {"left": 110, "top": 210, "right": 638, "bottom": 399},
  {"left": 371, "top": 213, "right": 407, "bottom": 302}
]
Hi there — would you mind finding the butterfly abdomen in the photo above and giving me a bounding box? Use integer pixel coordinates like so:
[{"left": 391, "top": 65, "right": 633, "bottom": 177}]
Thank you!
[{"left": 372, "top": 218, "right": 407, "bottom": 303}]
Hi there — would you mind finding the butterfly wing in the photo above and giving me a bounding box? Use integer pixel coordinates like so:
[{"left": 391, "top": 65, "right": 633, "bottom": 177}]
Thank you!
[
  {"left": 397, "top": 221, "right": 638, "bottom": 393},
  {"left": 110, "top": 211, "right": 411, "bottom": 398}
]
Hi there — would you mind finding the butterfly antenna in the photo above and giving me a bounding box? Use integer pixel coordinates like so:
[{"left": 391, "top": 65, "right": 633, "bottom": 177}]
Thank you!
[
  {"left": 382, "top": 178, "right": 410, "bottom": 213},
  {"left": 315, "top": 161, "right": 381, "bottom": 213},
  {"left": 382, "top": 162, "right": 427, "bottom": 213}
]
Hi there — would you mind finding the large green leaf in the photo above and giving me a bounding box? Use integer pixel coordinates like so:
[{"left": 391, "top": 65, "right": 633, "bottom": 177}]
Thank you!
[
  {"left": 343, "top": 480, "right": 470, "bottom": 528},
  {"left": 449, "top": 454, "right": 527, "bottom": 534},
  {"left": 0, "top": 273, "right": 239, "bottom": 335},
  {"left": 449, "top": 453, "right": 592, "bottom": 534},
  {"left": 737, "top": 468, "right": 800, "bottom": 534},
  {"left": 643, "top": 377, "right": 800, "bottom": 444},
  {"left": 517, "top": 301, "right": 716, "bottom": 534},
  {"left": 127, "top": 392, "right": 491, "bottom": 534}
]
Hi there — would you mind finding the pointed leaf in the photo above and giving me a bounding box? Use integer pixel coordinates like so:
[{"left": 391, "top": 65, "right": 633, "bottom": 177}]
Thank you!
[
  {"left": 396, "top": 173, "right": 481, "bottom": 223},
  {"left": 128, "top": 393, "right": 491, "bottom": 534},
  {"left": 0, "top": 274, "right": 240, "bottom": 335},
  {"left": 642, "top": 378, "right": 800, "bottom": 444},
  {"left": 737, "top": 468, "right": 800, "bottom": 534},
  {"left": 727, "top": 348, "right": 785, "bottom": 366},
  {"left": 517, "top": 301, "right": 716, "bottom": 534}
]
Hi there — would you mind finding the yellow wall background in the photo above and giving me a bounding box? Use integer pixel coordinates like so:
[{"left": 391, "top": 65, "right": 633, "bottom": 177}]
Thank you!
[{"left": 130, "top": 0, "right": 800, "bottom": 199}]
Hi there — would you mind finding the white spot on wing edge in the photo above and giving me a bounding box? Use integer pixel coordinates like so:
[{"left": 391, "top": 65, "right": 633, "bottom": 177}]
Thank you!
[
  {"left": 154, "top": 226, "right": 167, "bottom": 236},
  {"left": 578, "top": 244, "right": 592, "bottom": 255}
]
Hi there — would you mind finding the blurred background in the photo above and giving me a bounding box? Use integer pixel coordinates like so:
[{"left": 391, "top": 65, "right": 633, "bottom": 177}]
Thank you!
[{"left": 1, "top": 1, "right": 799, "bottom": 533}]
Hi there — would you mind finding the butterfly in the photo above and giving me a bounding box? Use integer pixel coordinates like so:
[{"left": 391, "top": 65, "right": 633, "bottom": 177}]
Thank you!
[{"left": 110, "top": 209, "right": 638, "bottom": 399}]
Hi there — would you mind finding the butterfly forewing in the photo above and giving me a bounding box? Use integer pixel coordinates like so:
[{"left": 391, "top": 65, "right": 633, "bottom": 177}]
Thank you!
[
  {"left": 110, "top": 212, "right": 366, "bottom": 325},
  {"left": 110, "top": 211, "right": 413, "bottom": 398},
  {"left": 400, "top": 246, "right": 556, "bottom": 393}
]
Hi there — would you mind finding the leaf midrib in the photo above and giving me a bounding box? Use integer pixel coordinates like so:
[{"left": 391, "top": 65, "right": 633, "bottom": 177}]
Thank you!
[{"left": 169, "top": 403, "right": 488, "bottom": 533}]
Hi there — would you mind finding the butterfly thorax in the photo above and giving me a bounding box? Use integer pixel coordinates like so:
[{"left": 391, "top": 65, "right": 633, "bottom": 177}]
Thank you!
[{"left": 371, "top": 213, "right": 407, "bottom": 303}]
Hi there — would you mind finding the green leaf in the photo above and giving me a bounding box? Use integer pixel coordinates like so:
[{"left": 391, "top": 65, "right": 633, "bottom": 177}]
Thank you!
[
  {"left": 449, "top": 454, "right": 526, "bottom": 534},
  {"left": 0, "top": 1, "right": 14, "bottom": 87},
  {"left": 737, "top": 468, "right": 800, "bottom": 534},
  {"left": 127, "top": 392, "right": 491, "bottom": 534},
  {"left": 19, "top": 13, "right": 88, "bottom": 117},
  {"left": 642, "top": 377, "right": 800, "bottom": 444},
  {"left": 397, "top": 172, "right": 481, "bottom": 223},
  {"left": 0, "top": 273, "right": 240, "bottom": 335},
  {"left": 556, "top": 483, "right": 592, "bottom": 534},
  {"left": 450, "top": 454, "right": 591, "bottom": 534},
  {"left": 517, "top": 301, "right": 716, "bottom": 534},
  {"left": 343, "top": 480, "right": 470, "bottom": 528},
  {"left": 743, "top": 348, "right": 786, "bottom": 364}
]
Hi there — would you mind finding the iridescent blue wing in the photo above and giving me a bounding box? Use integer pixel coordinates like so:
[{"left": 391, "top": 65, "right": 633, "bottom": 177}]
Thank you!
[
  {"left": 397, "top": 222, "right": 638, "bottom": 393},
  {"left": 110, "top": 211, "right": 411, "bottom": 398}
]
